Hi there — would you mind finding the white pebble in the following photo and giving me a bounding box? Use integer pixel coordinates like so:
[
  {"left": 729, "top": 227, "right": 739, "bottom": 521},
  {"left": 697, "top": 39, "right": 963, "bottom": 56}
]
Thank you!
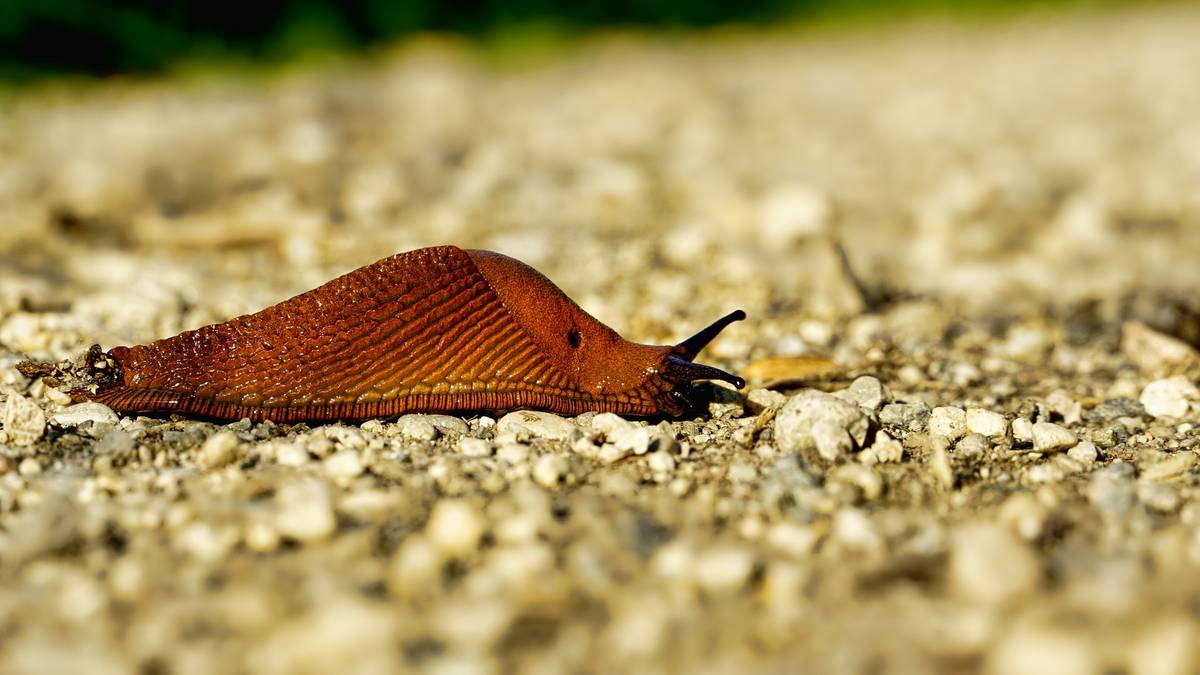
[
  {"left": 532, "top": 454, "right": 568, "bottom": 487},
  {"left": 775, "top": 390, "right": 869, "bottom": 454},
  {"left": 395, "top": 415, "right": 438, "bottom": 441},
  {"left": 199, "top": 431, "right": 240, "bottom": 469},
  {"left": 495, "top": 410, "right": 577, "bottom": 441},
  {"left": 592, "top": 412, "right": 651, "bottom": 456},
  {"left": 50, "top": 402, "right": 119, "bottom": 428},
  {"left": 949, "top": 522, "right": 1040, "bottom": 605},
  {"left": 496, "top": 443, "right": 530, "bottom": 464},
  {"left": 1140, "top": 376, "right": 1199, "bottom": 419},
  {"left": 1012, "top": 417, "right": 1034, "bottom": 443},
  {"left": 456, "top": 437, "right": 493, "bottom": 457},
  {"left": 647, "top": 451, "right": 676, "bottom": 474},
  {"left": 426, "top": 499, "right": 486, "bottom": 558},
  {"left": 966, "top": 408, "right": 1007, "bottom": 438},
  {"left": 272, "top": 441, "right": 307, "bottom": 466},
  {"left": 323, "top": 449, "right": 364, "bottom": 478},
  {"left": 18, "top": 457, "right": 41, "bottom": 476},
  {"left": 1067, "top": 440, "right": 1098, "bottom": 466},
  {"left": 389, "top": 535, "right": 442, "bottom": 597},
  {"left": 929, "top": 406, "right": 967, "bottom": 441},
  {"left": 863, "top": 431, "right": 903, "bottom": 464},
  {"left": 694, "top": 544, "right": 756, "bottom": 595},
  {"left": 274, "top": 478, "right": 337, "bottom": 542},
  {"left": 746, "top": 388, "right": 787, "bottom": 414},
  {"left": 1032, "top": 422, "right": 1077, "bottom": 453},
  {"left": 3, "top": 393, "right": 44, "bottom": 446},
  {"left": 835, "top": 375, "right": 890, "bottom": 411}
]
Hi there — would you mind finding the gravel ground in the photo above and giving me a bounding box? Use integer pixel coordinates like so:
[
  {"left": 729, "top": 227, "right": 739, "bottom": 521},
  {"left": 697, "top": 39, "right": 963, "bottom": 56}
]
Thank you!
[{"left": 3, "top": 5, "right": 1200, "bottom": 674}]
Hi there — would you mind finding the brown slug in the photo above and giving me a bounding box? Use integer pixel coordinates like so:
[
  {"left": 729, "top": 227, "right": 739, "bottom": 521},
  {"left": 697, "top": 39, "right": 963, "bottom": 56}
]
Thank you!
[{"left": 69, "top": 246, "right": 744, "bottom": 422}]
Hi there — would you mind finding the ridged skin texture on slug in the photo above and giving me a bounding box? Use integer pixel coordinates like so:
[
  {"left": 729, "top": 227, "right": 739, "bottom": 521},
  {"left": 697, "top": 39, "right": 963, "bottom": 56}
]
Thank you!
[{"left": 83, "top": 246, "right": 744, "bottom": 422}]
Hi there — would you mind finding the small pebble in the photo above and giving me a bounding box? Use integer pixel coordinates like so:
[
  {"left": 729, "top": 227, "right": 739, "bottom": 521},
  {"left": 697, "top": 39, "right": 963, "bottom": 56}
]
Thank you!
[
  {"left": 862, "top": 431, "right": 903, "bottom": 464},
  {"left": 835, "top": 376, "right": 891, "bottom": 412},
  {"left": 323, "top": 449, "right": 365, "bottom": 478},
  {"left": 775, "top": 390, "right": 869, "bottom": 455},
  {"left": 1066, "top": 440, "right": 1098, "bottom": 466},
  {"left": 50, "top": 402, "right": 119, "bottom": 428},
  {"left": 647, "top": 450, "right": 676, "bottom": 473},
  {"left": 274, "top": 478, "right": 337, "bottom": 542},
  {"left": 949, "top": 521, "right": 1040, "bottom": 605},
  {"left": 456, "top": 437, "right": 493, "bottom": 457},
  {"left": 929, "top": 406, "right": 967, "bottom": 441},
  {"left": 199, "top": 431, "right": 240, "bottom": 469},
  {"left": 966, "top": 408, "right": 1007, "bottom": 438},
  {"left": 745, "top": 388, "right": 787, "bottom": 414},
  {"left": 955, "top": 433, "right": 990, "bottom": 458},
  {"left": 94, "top": 428, "right": 134, "bottom": 456},
  {"left": 694, "top": 544, "right": 756, "bottom": 595},
  {"left": 395, "top": 415, "right": 438, "bottom": 441},
  {"left": 532, "top": 453, "right": 568, "bottom": 487},
  {"left": 1012, "top": 418, "right": 1035, "bottom": 443},
  {"left": 18, "top": 457, "right": 41, "bottom": 476},
  {"left": 879, "top": 401, "right": 931, "bottom": 431},
  {"left": 3, "top": 393, "right": 45, "bottom": 446},
  {"left": 495, "top": 410, "right": 577, "bottom": 441},
  {"left": 1140, "top": 452, "right": 1195, "bottom": 482},
  {"left": 1140, "top": 376, "right": 1199, "bottom": 419},
  {"left": 1032, "top": 422, "right": 1077, "bottom": 453},
  {"left": 592, "top": 413, "right": 651, "bottom": 456},
  {"left": 426, "top": 499, "right": 486, "bottom": 558},
  {"left": 496, "top": 443, "right": 530, "bottom": 464}
]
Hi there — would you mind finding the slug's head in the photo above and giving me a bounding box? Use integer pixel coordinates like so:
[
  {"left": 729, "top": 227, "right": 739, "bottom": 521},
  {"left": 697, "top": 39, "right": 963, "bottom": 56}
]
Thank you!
[
  {"left": 467, "top": 250, "right": 745, "bottom": 417},
  {"left": 646, "top": 310, "right": 747, "bottom": 416},
  {"left": 536, "top": 307, "right": 746, "bottom": 417}
]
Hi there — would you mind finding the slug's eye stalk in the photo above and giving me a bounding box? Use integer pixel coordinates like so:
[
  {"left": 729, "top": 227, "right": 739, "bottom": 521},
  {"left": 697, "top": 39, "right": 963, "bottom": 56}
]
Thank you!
[
  {"left": 664, "top": 355, "right": 745, "bottom": 389},
  {"left": 658, "top": 308, "right": 746, "bottom": 396},
  {"left": 671, "top": 309, "right": 746, "bottom": 361}
]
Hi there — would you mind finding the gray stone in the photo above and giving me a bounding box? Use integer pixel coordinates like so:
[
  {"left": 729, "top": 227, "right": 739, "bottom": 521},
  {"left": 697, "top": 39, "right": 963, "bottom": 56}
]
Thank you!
[
  {"left": 775, "top": 390, "right": 869, "bottom": 455},
  {"left": 879, "top": 401, "right": 930, "bottom": 432},
  {"left": 1088, "top": 462, "right": 1136, "bottom": 518},
  {"left": 954, "top": 433, "right": 990, "bottom": 458},
  {"left": 1086, "top": 398, "right": 1145, "bottom": 423},
  {"left": 94, "top": 428, "right": 135, "bottom": 456}
]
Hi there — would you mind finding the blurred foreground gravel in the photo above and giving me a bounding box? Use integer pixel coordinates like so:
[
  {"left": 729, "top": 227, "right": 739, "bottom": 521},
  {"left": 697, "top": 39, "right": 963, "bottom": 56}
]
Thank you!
[{"left": 3, "top": 5, "right": 1200, "bottom": 674}]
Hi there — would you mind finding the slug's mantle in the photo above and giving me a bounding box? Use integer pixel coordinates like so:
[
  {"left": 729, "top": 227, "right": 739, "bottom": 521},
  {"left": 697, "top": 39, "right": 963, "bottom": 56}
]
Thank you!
[{"left": 49, "top": 246, "right": 744, "bottom": 422}]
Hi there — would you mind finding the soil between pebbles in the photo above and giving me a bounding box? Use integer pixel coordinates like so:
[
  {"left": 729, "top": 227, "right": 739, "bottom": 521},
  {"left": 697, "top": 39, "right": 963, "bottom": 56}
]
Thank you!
[{"left": 3, "top": 6, "right": 1200, "bottom": 675}]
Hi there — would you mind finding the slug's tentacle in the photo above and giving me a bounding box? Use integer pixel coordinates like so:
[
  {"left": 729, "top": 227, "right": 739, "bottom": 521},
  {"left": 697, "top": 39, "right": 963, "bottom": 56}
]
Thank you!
[
  {"left": 78, "top": 246, "right": 746, "bottom": 422},
  {"left": 672, "top": 310, "right": 746, "bottom": 361},
  {"left": 663, "top": 355, "right": 746, "bottom": 390}
]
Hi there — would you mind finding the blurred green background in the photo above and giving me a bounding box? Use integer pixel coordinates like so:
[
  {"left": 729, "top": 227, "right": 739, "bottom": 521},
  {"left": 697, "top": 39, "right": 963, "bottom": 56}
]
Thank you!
[{"left": 0, "top": 0, "right": 1135, "bottom": 80}]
